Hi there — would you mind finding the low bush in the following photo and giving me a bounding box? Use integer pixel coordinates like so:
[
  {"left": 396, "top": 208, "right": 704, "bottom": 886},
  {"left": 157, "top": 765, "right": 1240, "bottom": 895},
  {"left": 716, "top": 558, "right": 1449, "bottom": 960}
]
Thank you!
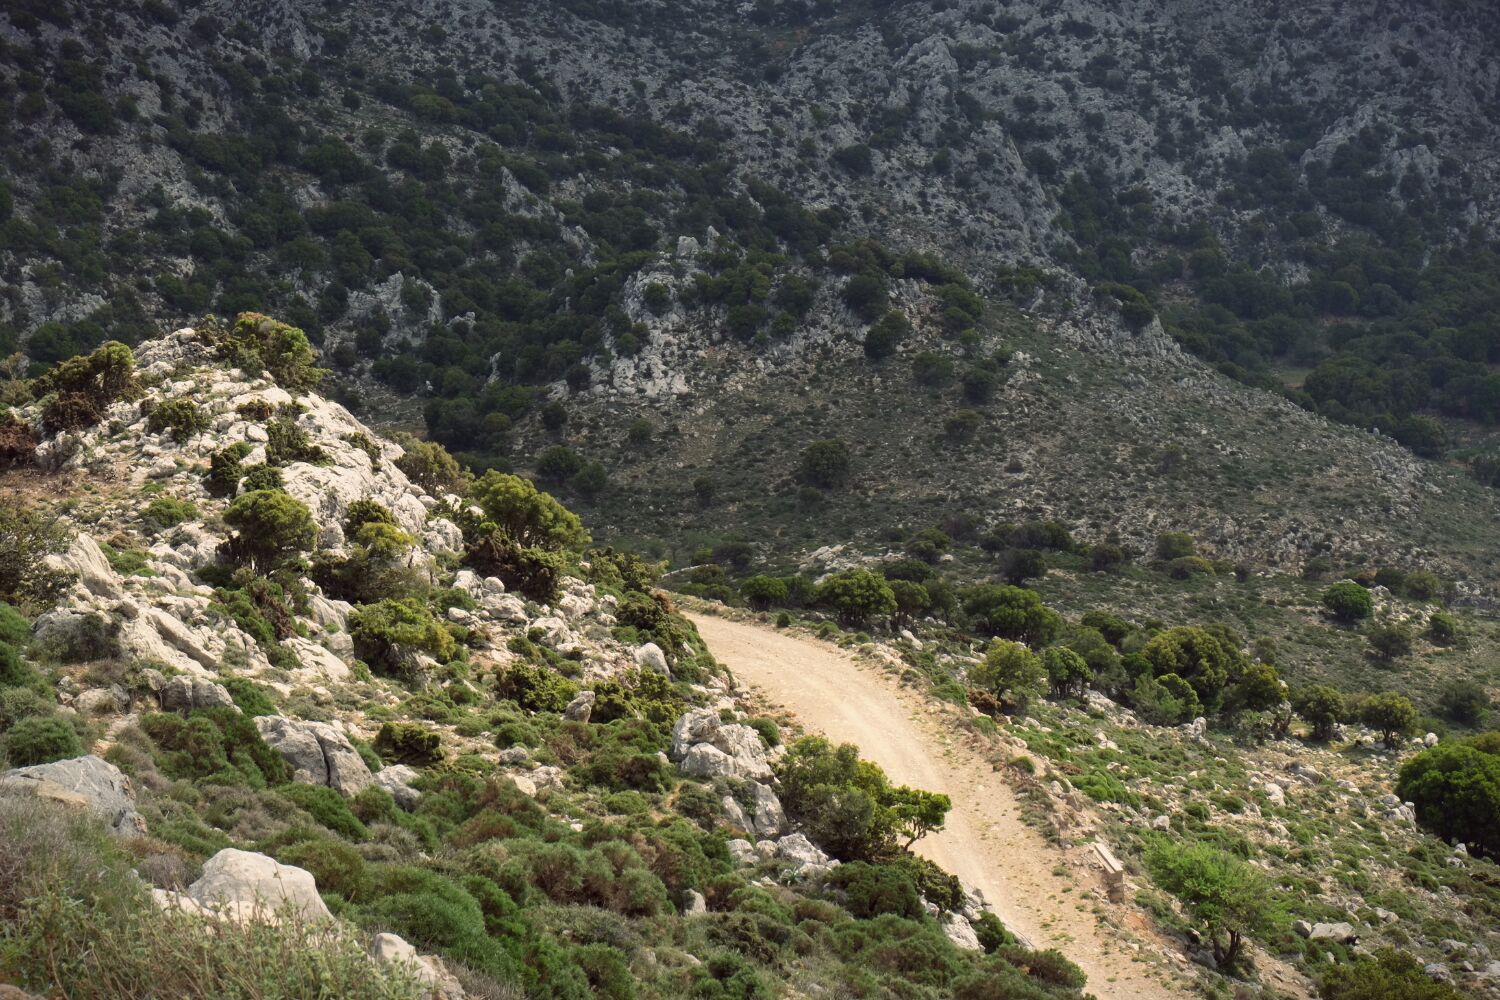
[
  {"left": 375, "top": 722, "right": 444, "bottom": 765},
  {"left": 1, "top": 714, "right": 83, "bottom": 766},
  {"left": 140, "top": 708, "right": 291, "bottom": 788},
  {"left": 276, "top": 784, "right": 369, "bottom": 841},
  {"left": 145, "top": 397, "right": 210, "bottom": 442}
]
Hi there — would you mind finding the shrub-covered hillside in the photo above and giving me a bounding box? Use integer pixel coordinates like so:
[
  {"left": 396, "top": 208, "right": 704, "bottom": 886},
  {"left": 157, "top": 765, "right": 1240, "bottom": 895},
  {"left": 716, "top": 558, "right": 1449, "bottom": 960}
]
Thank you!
[{"left": 0, "top": 320, "right": 1091, "bottom": 999}]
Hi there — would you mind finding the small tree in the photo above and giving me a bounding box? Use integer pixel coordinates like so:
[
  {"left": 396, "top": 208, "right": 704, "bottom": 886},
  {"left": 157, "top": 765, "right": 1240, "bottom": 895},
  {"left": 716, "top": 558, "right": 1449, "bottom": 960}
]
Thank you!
[
  {"left": 1141, "top": 626, "right": 1239, "bottom": 710},
  {"left": 1043, "top": 647, "right": 1092, "bottom": 699},
  {"left": 863, "top": 311, "right": 910, "bottom": 361},
  {"left": 1426, "top": 610, "right": 1459, "bottom": 646},
  {"left": 888, "top": 579, "right": 930, "bottom": 625},
  {"left": 888, "top": 787, "right": 952, "bottom": 849},
  {"left": 221, "top": 490, "right": 316, "bottom": 572},
  {"left": 348, "top": 598, "right": 457, "bottom": 680},
  {"left": 817, "top": 569, "right": 896, "bottom": 629},
  {"left": 471, "top": 471, "right": 588, "bottom": 551},
  {"left": 1397, "top": 740, "right": 1500, "bottom": 858},
  {"left": 741, "top": 575, "right": 789, "bottom": 611},
  {"left": 1322, "top": 581, "right": 1373, "bottom": 623},
  {"left": 1360, "top": 692, "right": 1417, "bottom": 745},
  {"left": 394, "top": 435, "right": 468, "bottom": 497},
  {"left": 1154, "top": 531, "right": 1195, "bottom": 560},
  {"left": 1366, "top": 623, "right": 1413, "bottom": 661},
  {"left": 1293, "top": 684, "right": 1345, "bottom": 741},
  {"left": 1146, "top": 841, "right": 1276, "bottom": 970},
  {"left": 970, "top": 640, "right": 1046, "bottom": 715},
  {"left": 221, "top": 313, "right": 327, "bottom": 393},
  {"left": 797, "top": 439, "right": 852, "bottom": 489},
  {"left": 998, "top": 547, "right": 1045, "bottom": 585},
  {"left": 962, "top": 584, "right": 1060, "bottom": 647}
]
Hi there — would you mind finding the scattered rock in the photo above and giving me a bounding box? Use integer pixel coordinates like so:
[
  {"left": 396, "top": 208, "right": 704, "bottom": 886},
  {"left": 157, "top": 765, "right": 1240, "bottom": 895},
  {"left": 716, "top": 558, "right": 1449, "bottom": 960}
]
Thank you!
[
  {"left": 370, "top": 933, "right": 464, "bottom": 1000},
  {"left": 374, "top": 764, "right": 421, "bottom": 810},
  {"left": 727, "top": 839, "right": 757, "bottom": 865},
  {"left": 634, "top": 642, "right": 670, "bottom": 676},
  {"left": 563, "top": 690, "right": 596, "bottom": 722},
  {"left": 181, "top": 848, "right": 331, "bottom": 923},
  {"left": 942, "top": 913, "right": 983, "bottom": 951},
  {"left": 1263, "top": 782, "right": 1286, "bottom": 808},
  {"left": 0, "top": 755, "right": 146, "bottom": 835},
  {"left": 775, "top": 833, "right": 837, "bottom": 874},
  {"left": 722, "top": 795, "right": 752, "bottom": 832},
  {"left": 680, "top": 743, "right": 737, "bottom": 778},
  {"left": 683, "top": 890, "right": 708, "bottom": 916},
  {"left": 751, "top": 782, "right": 786, "bottom": 836},
  {"left": 1306, "top": 922, "right": 1358, "bottom": 944},
  {"left": 254, "top": 716, "right": 373, "bottom": 797},
  {"left": 160, "top": 676, "right": 238, "bottom": 713}
]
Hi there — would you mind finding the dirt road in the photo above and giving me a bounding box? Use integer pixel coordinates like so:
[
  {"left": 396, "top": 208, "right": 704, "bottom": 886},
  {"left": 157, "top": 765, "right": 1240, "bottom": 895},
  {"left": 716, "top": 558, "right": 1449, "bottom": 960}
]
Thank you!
[{"left": 688, "top": 611, "right": 1197, "bottom": 1000}]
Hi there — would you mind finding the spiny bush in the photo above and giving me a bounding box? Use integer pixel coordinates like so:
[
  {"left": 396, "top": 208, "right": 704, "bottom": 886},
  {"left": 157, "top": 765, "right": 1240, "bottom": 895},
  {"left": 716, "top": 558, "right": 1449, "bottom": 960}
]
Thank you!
[
  {"left": 215, "top": 313, "right": 328, "bottom": 393},
  {"left": 348, "top": 599, "right": 457, "bottom": 681},
  {"left": 145, "top": 397, "right": 210, "bottom": 442},
  {"left": 140, "top": 708, "right": 291, "bottom": 788},
  {"left": 375, "top": 721, "right": 444, "bottom": 765},
  {"left": 276, "top": 784, "right": 368, "bottom": 841},
  {"left": 140, "top": 496, "right": 198, "bottom": 531},
  {"left": 1, "top": 714, "right": 83, "bottom": 766}
]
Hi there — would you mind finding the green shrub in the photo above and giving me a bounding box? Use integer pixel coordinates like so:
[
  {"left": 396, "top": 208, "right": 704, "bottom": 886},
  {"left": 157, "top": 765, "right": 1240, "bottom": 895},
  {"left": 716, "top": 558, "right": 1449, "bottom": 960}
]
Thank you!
[
  {"left": 222, "top": 490, "right": 316, "bottom": 571},
  {"left": 393, "top": 436, "right": 469, "bottom": 497},
  {"left": 140, "top": 708, "right": 291, "bottom": 788},
  {"left": 1397, "top": 740, "right": 1500, "bottom": 857},
  {"left": 145, "top": 398, "right": 210, "bottom": 442},
  {"left": 1361, "top": 692, "right": 1418, "bottom": 744},
  {"left": 464, "top": 534, "right": 568, "bottom": 603},
  {"left": 797, "top": 439, "right": 852, "bottom": 489},
  {"left": 276, "top": 784, "right": 368, "bottom": 841},
  {"left": 348, "top": 599, "right": 457, "bottom": 680},
  {"left": 494, "top": 661, "right": 577, "bottom": 714},
  {"left": 471, "top": 470, "right": 588, "bottom": 550},
  {"left": 239, "top": 464, "right": 286, "bottom": 492},
  {"left": 217, "top": 313, "right": 328, "bottom": 393},
  {"left": 374, "top": 721, "right": 444, "bottom": 765},
  {"left": 746, "top": 717, "right": 780, "bottom": 747},
  {"left": 221, "top": 677, "right": 277, "bottom": 717},
  {"left": 1321, "top": 948, "right": 1467, "bottom": 1000},
  {"left": 1, "top": 715, "right": 83, "bottom": 766},
  {"left": 205, "top": 442, "right": 253, "bottom": 497},
  {"left": 276, "top": 837, "right": 368, "bottom": 899},
  {"left": 265, "top": 416, "right": 327, "bottom": 466},
  {"left": 1322, "top": 581, "right": 1373, "bottom": 623},
  {"left": 828, "top": 861, "right": 923, "bottom": 919},
  {"left": 141, "top": 496, "right": 198, "bottom": 531},
  {"left": 573, "top": 943, "right": 636, "bottom": 1000}
]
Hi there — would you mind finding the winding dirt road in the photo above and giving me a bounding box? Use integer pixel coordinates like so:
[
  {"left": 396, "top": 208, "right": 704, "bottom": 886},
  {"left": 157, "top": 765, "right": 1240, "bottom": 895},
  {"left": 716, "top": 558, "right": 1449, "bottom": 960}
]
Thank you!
[{"left": 689, "top": 611, "right": 1197, "bottom": 1000}]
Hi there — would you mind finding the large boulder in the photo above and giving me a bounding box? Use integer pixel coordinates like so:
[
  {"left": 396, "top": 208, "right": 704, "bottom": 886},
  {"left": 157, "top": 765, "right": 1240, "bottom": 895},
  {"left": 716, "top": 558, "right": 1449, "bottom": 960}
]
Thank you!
[
  {"left": 160, "top": 676, "right": 238, "bottom": 713},
  {"left": 751, "top": 782, "right": 786, "bottom": 836},
  {"left": 709, "top": 724, "right": 772, "bottom": 781},
  {"left": 679, "top": 743, "right": 737, "bottom": 778},
  {"left": 183, "top": 848, "right": 331, "bottom": 923},
  {"left": 634, "top": 642, "right": 670, "bottom": 676},
  {"left": 774, "top": 833, "right": 837, "bottom": 875},
  {"left": 563, "top": 690, "right": 596, "bottom": 722},
  {"left": 670, "top": 708, "right": 722, "bottom": 759},
  {"left": 374, "top": 764, "right": 421, "bottom": 810},
  {"left": 254, "top": 716, "right": 373, "bottom": 797},
  {"left": 0, "top": 755, "right": 146, "bottom": 835},
  {"left": 942, "top": 913, "right": 983, "bottom": 951},
  {"left": 44, "top": 534, "right": 123, "bottom": 600}
]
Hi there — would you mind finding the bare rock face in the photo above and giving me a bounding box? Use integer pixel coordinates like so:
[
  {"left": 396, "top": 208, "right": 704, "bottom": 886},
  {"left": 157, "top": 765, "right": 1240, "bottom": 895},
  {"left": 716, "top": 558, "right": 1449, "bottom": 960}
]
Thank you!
[
  {"left": 43, "top": 534, "right": 122, "bottom": 600},
  {"left": 254, "top": 716, "right": 374, "bottom": 798},
  {"left": 0, "top": 755, "right": 146, "bottom": 835},
  {"left": 178, "top": 849, "right": 331, "bottom": 924}
]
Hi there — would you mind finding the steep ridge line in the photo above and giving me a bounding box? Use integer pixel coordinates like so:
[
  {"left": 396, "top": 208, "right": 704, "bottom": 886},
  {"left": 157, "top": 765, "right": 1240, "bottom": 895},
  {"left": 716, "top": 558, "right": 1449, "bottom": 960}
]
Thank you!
[{"left": 687, "top": 611, "right": 1197, "bottom": 1000}]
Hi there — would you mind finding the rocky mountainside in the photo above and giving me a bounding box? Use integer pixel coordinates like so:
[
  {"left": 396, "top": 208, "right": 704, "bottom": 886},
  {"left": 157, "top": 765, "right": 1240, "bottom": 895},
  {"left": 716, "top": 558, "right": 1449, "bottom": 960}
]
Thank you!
[
  {"left": 3, "top": 0, "right": 1500, "bottom": 593},
  {"left": 0, "top": 325, "right": 1088, "bottom": 999}
]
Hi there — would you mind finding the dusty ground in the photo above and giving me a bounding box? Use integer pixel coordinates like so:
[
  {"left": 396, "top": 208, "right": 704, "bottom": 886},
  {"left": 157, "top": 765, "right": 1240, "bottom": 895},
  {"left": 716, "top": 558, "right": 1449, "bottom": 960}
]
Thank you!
[{"left": 688, "top": 611, "right": 1201, "bottom": 1000}]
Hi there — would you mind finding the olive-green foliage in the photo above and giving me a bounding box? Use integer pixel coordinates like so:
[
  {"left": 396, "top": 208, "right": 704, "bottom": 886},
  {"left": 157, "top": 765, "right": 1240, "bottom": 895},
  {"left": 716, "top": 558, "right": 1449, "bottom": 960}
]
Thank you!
[
  {"left": 962, "top": 585, "right": 1060, "bottom": 647},
  {"left": 1360, "top": 692, "right": 1418, "bottom": 744},
  {"left": 471, "top": 470, "right": 588, "bottom": 550},
  {"left": 348, "top": 599, "right": 457, "bottom": 680},
  {"left": 1293, "top": 684, "right": 1346, "bottom": 740},
  {"left": 145, "top": 397, "right": 210, "bottom": 442},
  {"left": 587, "top": 669, "right": 684, "bottom": 727},
  {"left": 1140, "top": 625, "right": 1241, "bottom": 709},
  {"left": 465, "top": 533, "right": 568, "bottom": 603},
  {"left": 1396, "top": 737, "right": 1500, "bottom": 857},
  {"left": 1320, "top": 949, "right": 1468, "bottom": 1000},
  {"left": 221, "top": 677, "right": 278, "bottom": 717},
  {"left": 740, "top": 574, "right": 789, "bottom": 610},
  {"left": 1145, "top": 839, "right": 1277, "bottom": 969},
  {"left": 828, "top": 862, "right": 923, "bottom": 919},
  {"left": 375, "top": 721, "right": 444, "bottom": 765},
  {"left": 494, "top": 661, "right": 577, "bottom": 714},
  {"left": 276, "top": 784, "right": 368, "bottom": 840},
  {"left": 1, "top": 715, "right": 83, "bottom": 766},
  {"left": 1321, "top": 581, "right": 1374, "bottom": 622},
  {"left": 0, "top": 504, "right": 72, "bottom": 611},
  {"left": 796, "top": 438, "right": 852, "bottom": 489},
  {"left": 264, "top": 416, "right": 327, "bottom": 466},
  {"left": 275, "top": 837, "right": 368, "bottom": 899},
  {"left": 774, "top": 736, "right": 949, "bottom": 862},
  {"left": 970, "top": 641, "right": 1046, "bottom": 715},
  {"left": 140, "top": 708, "right": 291, "bottom": 788},
  {"left": 32, "top": 341, "right": 138, "bottom": 434},
  {"left": 1153, "top": 531, "right": 1196, "bottom": 560},
  {"left": 394, "top": 434, "right": 470, "bottom": 497},
  {"left": 140, "top": 495, "right": 198, "bottom": 531},
  {"left": 205, "top": 442, "right": 254, "bottom": 497},
  {"left": 0, "top": 800, "right": 426, "bottom": 999},
  {"left": 1042, "top": 647, "right": 1091, "bottom": 699},
  {"left": 1365, "top": 622, "right": 1413, "bottom": 660},
  {"left": 816, "top": 569, "right": 895, "bottom": 628},
  {"left": 217, "top": 313, "right": 328, "bottom": 392},
  {"left": 222, "top": 489, "right": 316, "bottom": 571}
]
